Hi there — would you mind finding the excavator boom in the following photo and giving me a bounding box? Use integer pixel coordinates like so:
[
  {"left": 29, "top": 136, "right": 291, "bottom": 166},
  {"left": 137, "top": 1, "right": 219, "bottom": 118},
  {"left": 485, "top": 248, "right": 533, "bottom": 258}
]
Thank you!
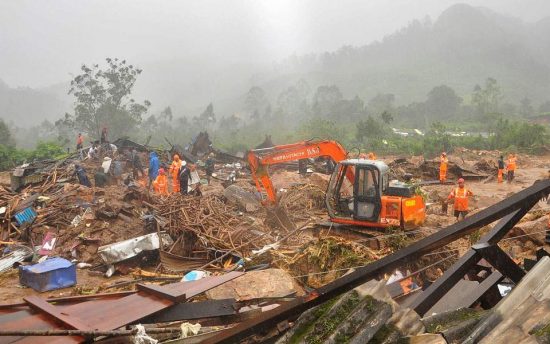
[{"left": 248, "top": 140, "right": 348, "bottom": 204}]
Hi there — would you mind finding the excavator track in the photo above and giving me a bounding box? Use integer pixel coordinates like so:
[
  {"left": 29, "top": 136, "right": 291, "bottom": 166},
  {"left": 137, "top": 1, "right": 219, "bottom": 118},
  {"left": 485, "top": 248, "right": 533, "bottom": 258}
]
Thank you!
[{"left": 309, "top": 221, "right": 395, "bottom": 250}]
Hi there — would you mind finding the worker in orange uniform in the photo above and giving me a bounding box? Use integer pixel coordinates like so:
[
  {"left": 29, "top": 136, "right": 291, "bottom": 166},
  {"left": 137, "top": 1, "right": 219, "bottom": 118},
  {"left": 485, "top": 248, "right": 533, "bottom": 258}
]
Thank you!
[
  {"left": 506, "top": 154, "right": 517, "bottom": 183},
  {"left": 439, "top": 152, "right": 448, "bottom": 183},
  {"left": 497, "top": 155, "right": 505, "bottom": 183},
  {"left": 367, "top": 152, "right": 376, "bottom": 160},
  {"left": 169, "top": 154, "right": 182, "bottom": 193},
  {"left": 153, "top": 168, "right": 168, "bottom": 195},
  {"left": 447, "top": 178, "right": 473, "bottom": 221}
]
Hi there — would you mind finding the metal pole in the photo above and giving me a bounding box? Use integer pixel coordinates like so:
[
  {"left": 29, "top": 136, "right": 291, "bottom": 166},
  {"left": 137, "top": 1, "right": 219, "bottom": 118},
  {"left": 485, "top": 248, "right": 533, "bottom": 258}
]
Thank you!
[{"left": 0, "top": 327, "right": 182, "bottom": 337}]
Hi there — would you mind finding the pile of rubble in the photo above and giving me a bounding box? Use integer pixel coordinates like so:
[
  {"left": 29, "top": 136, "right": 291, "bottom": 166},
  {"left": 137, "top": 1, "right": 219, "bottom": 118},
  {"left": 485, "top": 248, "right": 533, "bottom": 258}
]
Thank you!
[{"left": 0, "top": 140, "right": 549, "bottom": 343}]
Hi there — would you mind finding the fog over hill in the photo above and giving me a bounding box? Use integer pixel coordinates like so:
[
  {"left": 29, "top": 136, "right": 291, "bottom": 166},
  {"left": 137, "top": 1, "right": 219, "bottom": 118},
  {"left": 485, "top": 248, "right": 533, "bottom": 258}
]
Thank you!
[{"left": 1, "top": 1, "right": 550, "bottom": 127}]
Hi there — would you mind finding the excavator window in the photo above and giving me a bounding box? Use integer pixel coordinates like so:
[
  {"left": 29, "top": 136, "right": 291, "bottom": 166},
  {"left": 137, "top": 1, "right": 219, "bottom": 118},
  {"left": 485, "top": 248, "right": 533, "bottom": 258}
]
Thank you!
[
  {"left": 357, "top": 168, "right": 377, "bottom": 197},
  {"left": 327, "top": 164, "right": 355, "bottom": 217},
  {"left": 354, "top": 165, "right": 382, "bottom": 221}
]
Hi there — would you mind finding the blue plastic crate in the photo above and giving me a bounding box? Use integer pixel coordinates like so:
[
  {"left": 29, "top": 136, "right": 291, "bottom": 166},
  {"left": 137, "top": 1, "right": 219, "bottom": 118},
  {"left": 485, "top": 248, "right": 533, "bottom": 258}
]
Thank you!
[
  {"left": 14, "top": 207, "right": 37, "bottom": 226},
  {"left": 19, "top": 257, "right": 76, "bottom": 292}
]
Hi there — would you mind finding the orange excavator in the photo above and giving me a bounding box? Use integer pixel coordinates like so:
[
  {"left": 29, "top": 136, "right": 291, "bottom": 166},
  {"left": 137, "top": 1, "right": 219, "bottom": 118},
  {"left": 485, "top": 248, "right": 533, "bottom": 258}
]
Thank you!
[{"left": 248, "top": 140, "right": 426, "bottom": 229}]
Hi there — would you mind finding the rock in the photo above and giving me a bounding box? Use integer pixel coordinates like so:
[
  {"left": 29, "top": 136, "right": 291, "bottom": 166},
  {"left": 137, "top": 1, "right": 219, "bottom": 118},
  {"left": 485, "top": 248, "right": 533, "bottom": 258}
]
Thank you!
[
  {"left": 206, "top": 269, "right": 302, "bottom": 301},
  {"left": 223, "top": 185, "right": 260, "bottom": 212}
]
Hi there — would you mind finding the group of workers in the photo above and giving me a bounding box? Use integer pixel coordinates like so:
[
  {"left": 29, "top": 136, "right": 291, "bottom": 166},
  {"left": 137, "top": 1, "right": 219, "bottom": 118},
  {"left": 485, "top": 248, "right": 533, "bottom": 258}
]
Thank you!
[
  {"left": 74, "top": 131, "right": 213, "bottom": 197},
  {"left": 440, "top": 152, "right": 518, "bottom": 184},
  {"left": 149, "top": 152, "right": 197, "bottom": 196}
]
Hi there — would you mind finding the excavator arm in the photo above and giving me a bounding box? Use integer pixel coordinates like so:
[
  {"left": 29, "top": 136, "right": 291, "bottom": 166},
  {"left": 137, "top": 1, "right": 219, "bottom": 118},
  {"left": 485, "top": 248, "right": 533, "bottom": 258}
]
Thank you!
[{"left": 248, "top": 140, "right": 349, "bottom": 204}]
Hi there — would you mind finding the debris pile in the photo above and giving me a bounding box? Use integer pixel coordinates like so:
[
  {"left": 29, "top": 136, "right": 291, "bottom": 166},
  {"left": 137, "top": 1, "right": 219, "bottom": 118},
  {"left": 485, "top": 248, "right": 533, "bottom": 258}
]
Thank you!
[
  {"left": 278, "top": 183, "right": 326, "bottom": 221},
  {"left": 0, "top": 139, "right": 548, "bottom": 343},
  {"left": 275, "top": 237, "right": 379, "bottom": 288},
  {"left": 154, "top": 193, "right": 274, "bottom": 257}
]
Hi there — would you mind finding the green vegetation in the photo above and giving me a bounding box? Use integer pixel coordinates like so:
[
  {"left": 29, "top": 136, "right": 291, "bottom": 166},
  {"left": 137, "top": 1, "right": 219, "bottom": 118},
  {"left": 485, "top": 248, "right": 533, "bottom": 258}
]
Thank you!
[
  {"left": 303, "top": 291, "right": 361, "bottom": 344},
  {"left": 424, "top": 308, "right": 485, "bottom": 333},
  {"left": 531, "top": 322, "right": 550, "bottom": 342},
  {"left": 206, "top": 77, "right": 549, "bottom": 158},
  {"left": 3, "top": 55, "right": 550, "bottom": 160},
  {"left": 288, "top": 299, "right": 337, "bottom": 344},
  {"left": 0, "top": 119, "right": 65, "bottom": 170},
  {"left": 385, "top": 226, "right": 411, "bottom": 251}
]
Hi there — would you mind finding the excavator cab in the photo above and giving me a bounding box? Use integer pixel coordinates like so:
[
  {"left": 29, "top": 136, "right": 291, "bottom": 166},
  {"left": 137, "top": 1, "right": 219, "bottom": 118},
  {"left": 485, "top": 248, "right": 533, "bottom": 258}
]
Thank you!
[
  {"left": 327, "top": 159, "right": 387, "bottom": 224},
  {"left": 326, "top": 159, "right": 425, "bottom": 229}
]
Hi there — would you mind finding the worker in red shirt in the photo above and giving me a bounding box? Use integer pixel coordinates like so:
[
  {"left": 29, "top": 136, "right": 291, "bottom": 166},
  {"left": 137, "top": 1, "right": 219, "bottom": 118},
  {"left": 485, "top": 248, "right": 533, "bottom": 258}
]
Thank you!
[
  {"left": 448, "top": 178, "right": 473, "bottom": 221},
  {"left": 76, "top": 133, "right": 84, "bottom": 151}
]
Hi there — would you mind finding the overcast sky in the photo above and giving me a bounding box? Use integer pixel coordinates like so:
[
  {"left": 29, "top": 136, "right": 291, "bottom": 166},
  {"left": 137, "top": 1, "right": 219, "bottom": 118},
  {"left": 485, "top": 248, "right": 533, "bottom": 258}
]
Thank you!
[{"left": 1, "top": 0, "right": 550, "bottom": 88}]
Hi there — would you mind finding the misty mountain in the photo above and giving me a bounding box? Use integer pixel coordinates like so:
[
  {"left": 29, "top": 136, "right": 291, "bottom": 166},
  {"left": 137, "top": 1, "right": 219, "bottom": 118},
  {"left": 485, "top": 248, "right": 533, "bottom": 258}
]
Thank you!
[
  {"left": 1, "top": 3, "right": 550, "bottom": 127},
  {"left": 253, "top": 3, "right": 550, "bottom": 106},
  {"left": 0, "top": 79, "right": 70, "bottom": 127},
  {"left": 137, "top": 3, "right": 550, "bottom": 117}
]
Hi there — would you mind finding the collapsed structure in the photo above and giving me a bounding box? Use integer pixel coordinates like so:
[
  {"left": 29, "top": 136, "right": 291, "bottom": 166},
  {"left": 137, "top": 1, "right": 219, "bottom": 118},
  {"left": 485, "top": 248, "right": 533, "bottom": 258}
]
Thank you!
[{"left": 0, "top": 137, "right": 549, "bottom": 344}]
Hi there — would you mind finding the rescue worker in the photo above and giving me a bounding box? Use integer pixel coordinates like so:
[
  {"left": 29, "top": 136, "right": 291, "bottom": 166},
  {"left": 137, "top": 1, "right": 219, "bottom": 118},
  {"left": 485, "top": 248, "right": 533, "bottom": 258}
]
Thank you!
[
  {"left": 169, "top": 154, "right": 183, "bottom": 193},
  {"left": 447, "top": 178, "right": 473, "bottom": 222},
  {"left": 359, "top": 153, "right": 367, "bottom": 159},
  {"left": 152, "top": 168, "right": 168, "bottom": 195},
  {"left": 367, "top": 152, "right": 376, "bottom": 160},
  {"left": 87, "top": 143, "right": 99, "bottom": 160},
  {"left": 497, "top": 155, "right": 505, "bottom": 183},
  {"left": 439, "top": 152, "right": 448, "bottom": 183},
  {"left": 100, "top": 127, "right": 108, "bottom": 144},
  {"left": 76, "top": 133, "right": 84, "bottom": 151},
  {"left": 94, "top": 167, "right": 108, "bottom": 187},
  {"left": 108, "top": 143, "right": 118, "bottom": 157},
  {"left": 179, "top": 161, "right": 191, "bottom": 195},
  {"left": 507, "top": 153, "right": 517, "bottom": 183},
  {"left": 74, "top": 164, "right": 92, "bottom": 187},
  {"left": 204, "top": 153, "right": 215, "bottom": 184},
  {"left": 131, "top": 149, "right": 144, "bottom": 179},
  {"left": 111, "top": 160, "right": 123, "bottom": 185},
  {"left": 148, "top": 152, "right": 160, "bottom": 188}
]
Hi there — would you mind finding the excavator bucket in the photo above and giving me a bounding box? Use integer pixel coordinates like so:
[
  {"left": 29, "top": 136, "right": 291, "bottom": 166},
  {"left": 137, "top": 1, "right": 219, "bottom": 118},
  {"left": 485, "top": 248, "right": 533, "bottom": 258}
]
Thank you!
[{"left": 265, "top": 205, "right": 297, "bottom": 232}]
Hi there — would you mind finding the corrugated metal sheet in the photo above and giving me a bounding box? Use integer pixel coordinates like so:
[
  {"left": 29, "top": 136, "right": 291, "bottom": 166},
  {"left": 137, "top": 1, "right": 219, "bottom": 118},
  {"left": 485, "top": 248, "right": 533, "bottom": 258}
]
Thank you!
[
  {"left": 0, "top": 246, "right": 33, "bottom": 272},
  {"left": 464, "top": 256, "right": 550, "bottom": 343},
  {"left": 13, "top": 207, "right": 37, "bottom": 226}
]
